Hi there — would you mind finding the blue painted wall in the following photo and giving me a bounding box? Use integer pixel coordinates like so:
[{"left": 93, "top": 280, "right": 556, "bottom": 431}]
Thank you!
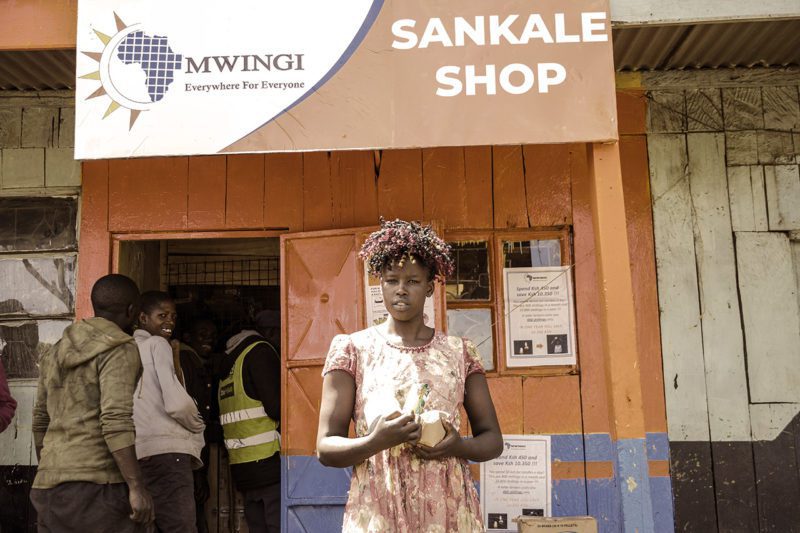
[{"left": 281, "top": 432, "right": 673, "bottom": 533}]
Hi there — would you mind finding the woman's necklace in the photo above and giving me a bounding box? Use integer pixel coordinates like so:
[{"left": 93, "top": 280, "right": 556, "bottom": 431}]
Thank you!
[{"left": 373, "top": 325, "right": 436, "bottom": 351}]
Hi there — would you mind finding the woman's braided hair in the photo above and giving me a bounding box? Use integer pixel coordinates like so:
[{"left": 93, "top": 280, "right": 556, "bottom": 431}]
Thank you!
[{"left": 359, "top": 219, "right": 454, "bottom": 282}]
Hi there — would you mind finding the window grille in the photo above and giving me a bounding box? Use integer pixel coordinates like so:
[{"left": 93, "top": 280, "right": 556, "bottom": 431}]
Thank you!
[{"left": 166, "top": 256, "right": 279, "bottom": 286}]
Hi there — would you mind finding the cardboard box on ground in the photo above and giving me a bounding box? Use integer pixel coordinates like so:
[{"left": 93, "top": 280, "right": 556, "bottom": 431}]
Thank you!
[{"left": 514, "top": 516, "right": 598, "bottom": 533}]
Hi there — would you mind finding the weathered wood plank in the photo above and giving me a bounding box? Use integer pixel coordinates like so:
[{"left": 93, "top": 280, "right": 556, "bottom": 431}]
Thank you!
[
  {"left": 492, "top": 145, "right": 528, "bottom": 228},
  {"left": 686, "top": 88, "right": 722, "bottom": 132},
  {"left": 750, "top": 403, "right": 800, "bottom": 441},
  {"left": 751, "top": 405, "right": 800, "bottom": 532},
  {"left": 265, "top": 152, "right": 304, "bottom": 231},
  {"left": 611, "top": 1, "right": 800, "bottom": 26},
  {"left": 621, "top": 135, "right": 667, "bottom": 431},
  {"left": 522, "top": 144, "right": 572, "bottom": 227},
  {"left": 522, "top": 375, "right": 582, "bottom": 434},
  {"left": 109, "top": 157, "right": 189, "bottom": 231},
  {"left": 0, "top": 381, "right": 36, "bottom": 465},
  {"left": 758, "top": 131, "right": 796, "bottom": 164},
  {"left": 722, "top": 87, "right": 764, "bottom": 130},
  {"left": 648, "top": 133, "right": 710, "bottom": 442},
  {"left": 569, "top": 143, "right": 612, "bottom": 436},
  {"left": 21, "top": 106, "right": 57, "bottom": 148},
  {"left": 687, "top": 133, "right": 758, "bottom": 530},
  {"left": 727, "top": 165, "right": 769, "bottom": 231},
  {"left": 637, "top": 67, "right": 800, "bottom": 90},
  {"left": 422, "top": 147, "right": 467, "bottom": 228},
  {"left": 765, "top": 164, "right": 800, "bottom": 230},
  {"left": 687, "top": 133, "right": 751, "bottom": 440},
  {"left": 463, "top": 146, "right": 494, "bottom": 229},
  {"left": 376, "top": 149, "right": 424, "bottom": 222},
  {"left": 616, "top": 89, "right": 647, "bottom": 135},
  {"left": 725, "top": 131, "right": 759, "bottom": 166},
  {"left": 76, "top": 160, "right": 110, "bottom": 319},
  {"left": 670, "top": 442, "right": 719, "bottom": 532},
  {"left": 647, "top": 90, "right": 687, "bottom": 133},
  {"left": 224, "top": 154, "right": 264, "bottom": 229},
  {"left": 795, "top": 132, "right": 800, "bottom": 164},
  {"left": 762, "top": 86, "right": 800, "bottom": 131},
  {"left": 751, "top": 166, "right": 770, "bottom": 231},
  {"left": 187, "top": 156, "right": 226, "bottom": 230},
  {"left": 486, "top": 377, "right": 524, "bottom": 433},
  {"left": 330, "top": 150, "right": 378, "bottom": 229},
  {"left": 736, "top": 232, "right": 800, "bottom": 402},
  {"left": 793, "top": 241, "right": 800, "bottom": 321},
  {"left": 710, "top": 441, "right": 759, "bottom": 533},
  {"left": 302, "top": 152, "right": 333, "bottom": 231}
]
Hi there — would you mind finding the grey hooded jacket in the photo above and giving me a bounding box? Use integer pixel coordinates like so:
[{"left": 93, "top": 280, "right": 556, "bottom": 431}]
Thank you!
[{"left": 133, "top": 329, "right": 205, "bottom": 467}]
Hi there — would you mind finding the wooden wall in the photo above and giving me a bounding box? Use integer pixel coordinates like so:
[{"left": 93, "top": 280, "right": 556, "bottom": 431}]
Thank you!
[
  {"left": 647, "top": 76, "right": 800, "bottom": 532},
  {"left": 0, "top": 92, "right": 78, "bottom": 533},
  {"left": 79, "top": 146, "right": 593, "bottom": 430},
  {"left": 73, "top": 90, "right": 666, "bottom": 531}
]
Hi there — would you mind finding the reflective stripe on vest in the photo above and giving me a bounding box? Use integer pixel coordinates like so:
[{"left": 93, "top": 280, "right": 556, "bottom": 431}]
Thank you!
[
  {"left": 220, "top": 406, "right": 269, "bottom": 426},
  {"left": 225, "top": 430, "right": 281, "bottom": 450},
  {"left": 218, "top": 340, "right": 280, "bottom": 464}
]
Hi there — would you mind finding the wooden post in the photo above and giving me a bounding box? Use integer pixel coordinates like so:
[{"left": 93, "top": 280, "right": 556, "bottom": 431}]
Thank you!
[{"left": 588, "top": 141, "right": 654, "bottom": 532}]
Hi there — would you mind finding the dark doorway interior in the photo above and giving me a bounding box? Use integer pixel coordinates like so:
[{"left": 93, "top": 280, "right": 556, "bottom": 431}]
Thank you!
[{"left": 118, "top": 236, "right": 280, "bottom": 533}]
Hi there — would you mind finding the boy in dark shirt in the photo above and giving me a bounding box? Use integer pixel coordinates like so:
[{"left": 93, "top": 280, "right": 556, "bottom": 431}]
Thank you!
[{"left": 179, "top": 317, "right": 223, "bottom": 533}]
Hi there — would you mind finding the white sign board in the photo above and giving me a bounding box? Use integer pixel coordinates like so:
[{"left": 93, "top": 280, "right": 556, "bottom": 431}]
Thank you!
[
  {"left": 481, "top": 434, "right": 552, "bottom": 531},
  {"left": 75, "top": 0, "right": 617, "bottom": 158},
  {"left": 503, "top": 267, "right": 576, "bottom": 367}
]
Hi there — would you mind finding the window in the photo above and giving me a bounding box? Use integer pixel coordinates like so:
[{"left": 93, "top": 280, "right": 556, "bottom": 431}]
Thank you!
[
  {"left": 446, "top": 229, "right": 573, "bottom": 375},
  {"left": 502, "top": 239, "right": 562, "bottom": 268},
  {"left": 446, "top": 240, "right": 495, "bottom": 370},
  {"left": 0, "top": 197, "right": 77, "bottom": 253}
]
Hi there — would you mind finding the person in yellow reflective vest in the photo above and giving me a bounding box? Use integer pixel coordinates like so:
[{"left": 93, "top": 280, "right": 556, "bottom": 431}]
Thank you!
[{"left": 218, "top": 310, "right": 281, "bottom": 533}]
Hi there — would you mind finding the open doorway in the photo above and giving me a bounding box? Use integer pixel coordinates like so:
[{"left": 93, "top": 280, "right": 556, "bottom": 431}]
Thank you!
[
  {"left": 117, "top": 237, "right": 280, "bottom": 335},
  {"left": 117, "top": 236, "right": 280, "bottom": 533}
]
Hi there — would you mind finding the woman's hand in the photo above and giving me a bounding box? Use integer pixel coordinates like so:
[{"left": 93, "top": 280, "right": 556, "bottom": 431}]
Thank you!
[
  {"left": 412, "top": 419, "right": 464, "bottom": 460},
  {"left": 368, "top": 411, "right": 421, "bottom": 451}
]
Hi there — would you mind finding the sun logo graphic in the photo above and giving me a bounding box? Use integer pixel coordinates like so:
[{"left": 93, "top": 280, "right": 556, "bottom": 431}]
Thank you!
[{"left": 80, "top": 13, "right": 183, "bottom": 129}]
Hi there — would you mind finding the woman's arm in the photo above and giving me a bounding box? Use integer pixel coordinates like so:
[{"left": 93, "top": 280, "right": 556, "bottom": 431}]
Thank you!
[
  {"left": 414, "top": 372, "right": 503, "bottom": 462},
  {"left": 316, "top": 370, "right": 420, "bottom": 468}
]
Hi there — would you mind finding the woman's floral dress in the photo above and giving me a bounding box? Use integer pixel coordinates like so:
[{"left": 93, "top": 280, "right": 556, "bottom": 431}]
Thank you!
[{"left": 323, "top": 328, "right": 486, "bottom": 533}]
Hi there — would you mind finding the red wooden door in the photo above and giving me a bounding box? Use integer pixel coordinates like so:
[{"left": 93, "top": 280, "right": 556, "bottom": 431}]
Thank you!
[
  {"left": 280, "top": 227, "right": 371, "bottom": 531},
  {"left": 280, "top": 228, "right": 367, "bottom": 456}
]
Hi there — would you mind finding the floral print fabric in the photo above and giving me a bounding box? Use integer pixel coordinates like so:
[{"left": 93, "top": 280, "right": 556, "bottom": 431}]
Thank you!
[{"left": 323, "top": 328, "right": 486, "bottom": 533}]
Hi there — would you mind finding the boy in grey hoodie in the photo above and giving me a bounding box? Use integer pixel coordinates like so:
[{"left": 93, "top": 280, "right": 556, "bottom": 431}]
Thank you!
[
  {"left": 31, "top": 274, "right": 154, "bottom": 531},
  {"left": 134, "top": 291, "right": 205, "bottom": 533}
]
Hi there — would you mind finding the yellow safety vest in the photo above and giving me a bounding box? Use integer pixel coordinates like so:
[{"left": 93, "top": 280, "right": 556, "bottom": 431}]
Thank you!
[{"left": 218, "top": 340, "right": 280, "bottom": 464}]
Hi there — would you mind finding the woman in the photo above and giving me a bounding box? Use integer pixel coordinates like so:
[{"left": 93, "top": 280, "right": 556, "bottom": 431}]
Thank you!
[{"left": 317, "top": 219, "right": 503, "bottom": 532}]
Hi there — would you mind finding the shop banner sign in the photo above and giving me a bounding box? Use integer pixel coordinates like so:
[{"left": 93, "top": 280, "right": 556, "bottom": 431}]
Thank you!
[{"left": 75, "top": 0, "right": 617, "bottom": 159}]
